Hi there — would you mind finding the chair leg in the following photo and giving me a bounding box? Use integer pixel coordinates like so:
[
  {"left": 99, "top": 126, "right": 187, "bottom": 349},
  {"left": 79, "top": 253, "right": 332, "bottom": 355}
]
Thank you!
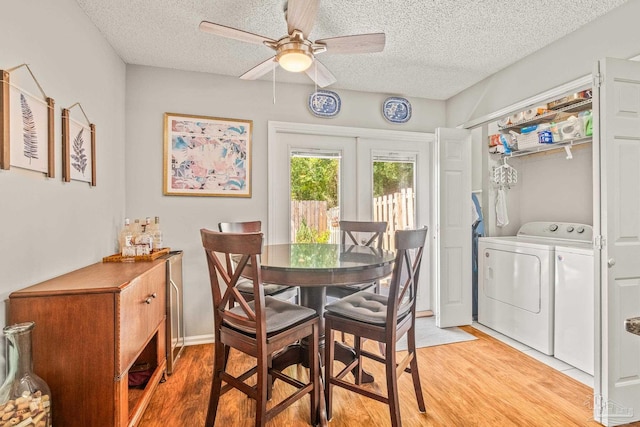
[
  {"left": 222, "top": 344, "right": 231, "bottom": 370},
  {"left": 267, "top": 354, "right": 274, "bottom": 401},
  {"left": 353, "top": 336, "right": 363, "bottom": 385},
  {"left": 309, "top": 323, "right": 320, "bottom": 426},
  {"left": 385, "top": 344, "right": 402, "bottom": 427},
  {"left": 206, "top": 341, "right": 226, "bottom": 426},
  {"left": 256, "top": 350, "right": 268, "bottom": 427},
  {"left": 408, "top": 327, "right": 426, "bottom": 412},
  {"left": 324, "top": 319, "right": 335, "bottom": 421}
]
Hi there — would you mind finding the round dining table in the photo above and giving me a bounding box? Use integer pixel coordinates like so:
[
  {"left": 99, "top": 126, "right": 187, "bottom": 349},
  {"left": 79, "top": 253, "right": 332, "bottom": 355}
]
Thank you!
[{"left": 258, "top": 243, "right": 395, "bottom": 379}]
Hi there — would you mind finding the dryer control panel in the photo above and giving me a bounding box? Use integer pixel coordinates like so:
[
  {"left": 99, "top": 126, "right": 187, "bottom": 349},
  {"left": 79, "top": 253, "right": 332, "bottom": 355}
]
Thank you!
[{"left": 516, "top": 221, "right": 592, "bottom": 242}]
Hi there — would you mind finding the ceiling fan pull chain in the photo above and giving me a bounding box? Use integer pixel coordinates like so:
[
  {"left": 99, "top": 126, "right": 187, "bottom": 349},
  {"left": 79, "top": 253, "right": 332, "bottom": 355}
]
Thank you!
[
  {"left": 273, "top": 61, "right": 276, "bottom": 104},
  {"left": 314, "top": 61, "right": 318, "bottom": 93}
]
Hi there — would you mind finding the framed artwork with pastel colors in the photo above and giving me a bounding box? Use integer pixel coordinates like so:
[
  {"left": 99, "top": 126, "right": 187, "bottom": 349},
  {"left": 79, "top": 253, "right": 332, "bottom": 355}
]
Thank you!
[{"left": 163, "top": 112, "right": 252, "bottom": 197}]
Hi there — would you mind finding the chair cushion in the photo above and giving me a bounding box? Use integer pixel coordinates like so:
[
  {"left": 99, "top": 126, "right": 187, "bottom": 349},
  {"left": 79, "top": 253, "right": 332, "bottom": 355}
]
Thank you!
[
  {"left": 325, "top": 281, "right": 375, "bottom": 300},
  {"left": 342, "top": 281, "right": 376, "bottom": 291},
  {"left": 226, "top": 296, "right": 316, "bottom": 334},
  {"left": 325, "top": 291, "right": 411, "bottom": 325},
  {"left": 236, "top": 277, "right": 293, "bottom": 296}
]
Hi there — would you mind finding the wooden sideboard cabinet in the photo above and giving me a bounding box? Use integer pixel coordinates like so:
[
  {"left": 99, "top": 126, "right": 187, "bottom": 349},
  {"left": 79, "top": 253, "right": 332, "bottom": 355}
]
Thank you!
[{"left": 9, "top": 260, "right": 167, "bottom": 427}]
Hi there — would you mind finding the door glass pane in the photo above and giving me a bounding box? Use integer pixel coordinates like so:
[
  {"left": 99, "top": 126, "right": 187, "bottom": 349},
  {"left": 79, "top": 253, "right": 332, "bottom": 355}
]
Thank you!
[
  {"left": 290, "top": 151, "right": 341, "bottom": 244},
  {"left": 372, "top": 155, "right": 416, "bottom": 250}
]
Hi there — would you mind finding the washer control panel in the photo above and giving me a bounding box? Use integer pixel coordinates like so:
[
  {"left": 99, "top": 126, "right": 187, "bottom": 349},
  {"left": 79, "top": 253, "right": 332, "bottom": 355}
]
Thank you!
[{"left": 517, "top": 221, "right": 592, "bottom": 242}]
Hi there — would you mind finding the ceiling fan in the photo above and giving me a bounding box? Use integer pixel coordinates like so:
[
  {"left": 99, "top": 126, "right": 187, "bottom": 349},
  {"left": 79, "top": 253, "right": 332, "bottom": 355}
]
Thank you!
[{"left": 198, "top": 0, "right": 385, "bottom": 87}]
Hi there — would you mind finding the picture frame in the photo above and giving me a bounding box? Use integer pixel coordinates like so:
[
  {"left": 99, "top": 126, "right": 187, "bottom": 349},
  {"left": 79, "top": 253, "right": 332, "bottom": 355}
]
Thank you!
[
  {"left": 0, "top": 68, "right": 55, "bottom": 176},
  {"left": 62, "top": 106, "right": 96, "bottom": 186},
  {"left": 163, "top": 112, "right": 252, "bottom": 197}
]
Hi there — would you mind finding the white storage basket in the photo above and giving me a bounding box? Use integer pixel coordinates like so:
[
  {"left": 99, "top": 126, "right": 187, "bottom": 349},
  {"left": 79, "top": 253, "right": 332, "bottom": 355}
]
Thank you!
[{"left": 515, "top": 131, "right": 540, "bottom": 151}]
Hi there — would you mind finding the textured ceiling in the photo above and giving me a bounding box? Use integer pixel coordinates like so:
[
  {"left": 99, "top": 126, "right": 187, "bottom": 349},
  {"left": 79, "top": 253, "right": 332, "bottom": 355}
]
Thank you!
[{"left": 75, "top": 0, "right": 628, "bottom": 100}]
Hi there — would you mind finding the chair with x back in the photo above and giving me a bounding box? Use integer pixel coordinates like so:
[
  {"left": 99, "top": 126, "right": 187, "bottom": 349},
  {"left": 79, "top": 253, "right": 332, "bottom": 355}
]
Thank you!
[
  {"left": 201, "top": 229, "right": 320, "bottom": 427},
  {"left": 324, "top": 226, "right": 428, "bottom": 427},
  {"left": 325, "top": 220, "right": 388, "bottom": 300},
  {"left": 218, "top": 221, "right": 298, "bottom": 303}
]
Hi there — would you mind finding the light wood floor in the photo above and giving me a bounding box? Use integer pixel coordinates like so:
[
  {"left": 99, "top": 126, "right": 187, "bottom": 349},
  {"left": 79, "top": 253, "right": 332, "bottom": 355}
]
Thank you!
[{"left": 138, "top": 326, "right": 605, "bottom": 426}]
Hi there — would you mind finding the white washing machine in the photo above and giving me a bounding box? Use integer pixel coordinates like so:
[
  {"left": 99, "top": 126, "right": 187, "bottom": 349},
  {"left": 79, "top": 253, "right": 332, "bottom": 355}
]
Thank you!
[
  {"left": 554, "top": 242, "right": 594, "bottom": 375},
  {"left": 478, "top": 222, "right": 592, "bottom": 356}
]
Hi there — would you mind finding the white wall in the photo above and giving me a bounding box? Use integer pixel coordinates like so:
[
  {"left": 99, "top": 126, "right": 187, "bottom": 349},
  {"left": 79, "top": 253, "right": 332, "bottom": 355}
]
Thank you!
[
  {"left": 484, "top": 147, "right": 593, "bottom": 237},
  {"left": 125, "top": 65, "right": 445, "bottom": 339},
  {"left": 0, "top": 0, "right": 126, "bottom": 372}
]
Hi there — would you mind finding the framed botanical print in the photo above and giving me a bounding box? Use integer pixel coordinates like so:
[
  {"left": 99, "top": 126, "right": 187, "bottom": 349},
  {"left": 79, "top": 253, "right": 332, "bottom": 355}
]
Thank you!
[
  {"left": 163, "top": 112, "right": 252, "bottom": 197},
  {"left": 0, "top": 68, "right": 55, "bottom": 176},
  {"left": 62, "top": 106, "right": 96, "bottom": 186}
]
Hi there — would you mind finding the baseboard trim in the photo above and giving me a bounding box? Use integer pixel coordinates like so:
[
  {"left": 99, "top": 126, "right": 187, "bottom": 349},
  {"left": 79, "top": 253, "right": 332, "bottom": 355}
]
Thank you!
[{"left": 184, "top": 334, "right": 214, "bottom": 346}]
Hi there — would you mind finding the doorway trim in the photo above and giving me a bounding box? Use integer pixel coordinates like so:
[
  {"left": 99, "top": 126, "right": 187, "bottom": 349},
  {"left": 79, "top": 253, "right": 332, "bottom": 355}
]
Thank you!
[{"left": 268, "top": 121, "right": 434, "bottom": 242}]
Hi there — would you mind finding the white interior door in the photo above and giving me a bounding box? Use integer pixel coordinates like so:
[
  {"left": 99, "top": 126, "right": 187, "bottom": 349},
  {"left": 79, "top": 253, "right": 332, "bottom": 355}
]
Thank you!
[
  {"left": 357, "top": 137, "right": 431, "bottom": 311},
  {"left": 596, "top": 57, "right": 640, "bottom": 425},
  {"left": 434, "top": 127, "right": 472, "bottom": 328}
]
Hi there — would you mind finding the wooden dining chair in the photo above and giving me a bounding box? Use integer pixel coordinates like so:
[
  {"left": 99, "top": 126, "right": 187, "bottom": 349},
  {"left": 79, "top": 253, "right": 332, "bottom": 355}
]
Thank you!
[
  {"left": 326, "top": 220, "right": 388, "bottom": 300},
  {"left": 201, "top": 229, "right": 320, "bottom": 427},
  {"left": 218, "top": 221, "right": 298, "bottom": 303},
  {"left": 324, "top": 227, "right": 428, "bottom": 427}
]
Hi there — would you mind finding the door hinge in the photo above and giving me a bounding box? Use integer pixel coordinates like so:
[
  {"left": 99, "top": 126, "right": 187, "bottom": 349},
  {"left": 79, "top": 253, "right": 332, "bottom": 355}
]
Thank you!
[
  {"left": 595, "top": 235, "right": 606, "bottom": 250},
  {"left": 593, "top": 73, "right": 603, "bottom": 88},
  {"left": 594, "top": 394, "right": 606, "bottom": 418}
]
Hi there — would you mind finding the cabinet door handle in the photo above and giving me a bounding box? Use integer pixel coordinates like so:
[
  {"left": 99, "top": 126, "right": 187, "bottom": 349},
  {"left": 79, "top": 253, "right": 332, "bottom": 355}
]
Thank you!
[{"left": 145, "top": 293, "right": 157, "bottom": 304}]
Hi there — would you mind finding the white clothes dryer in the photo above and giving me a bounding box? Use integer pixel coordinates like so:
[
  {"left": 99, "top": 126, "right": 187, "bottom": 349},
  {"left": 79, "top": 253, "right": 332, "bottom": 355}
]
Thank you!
[{"left": 478, "top": 222, "right": 592, "bottom": 356}]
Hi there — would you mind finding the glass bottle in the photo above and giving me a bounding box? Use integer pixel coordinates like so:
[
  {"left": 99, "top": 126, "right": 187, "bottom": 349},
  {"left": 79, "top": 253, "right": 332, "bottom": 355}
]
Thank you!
[
  {"left": 133, "top": 219, "right": 142, "bottom": 240},
  {"left": 119, "top": 218, "right": 135, "bottom": 257},
  {"left": 134, "top": 219, "right": 153, "bottom": 255},
  {"left": 143, "top": 217, "right": 154, "bottom": 252},
  {"left": 152, "top": 216, "right": 163, "bottom": 250},
  {"left": 0, "top": 322, "right": 52, "bottom": 427}
]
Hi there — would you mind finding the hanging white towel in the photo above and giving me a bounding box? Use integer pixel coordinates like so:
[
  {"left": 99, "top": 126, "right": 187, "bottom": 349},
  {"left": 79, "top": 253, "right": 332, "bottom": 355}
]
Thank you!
[{"left": 496, "top": 188, "right": 509, "bottom": 227}]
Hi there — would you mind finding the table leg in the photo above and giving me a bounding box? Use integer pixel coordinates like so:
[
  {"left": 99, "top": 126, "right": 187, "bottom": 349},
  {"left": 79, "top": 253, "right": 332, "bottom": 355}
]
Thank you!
[
  {"left": 272, "top": 285, "right": 375, "bottom": 424},
  {"left": 300, "top": 287, "right": 373, "bottom": 383}
]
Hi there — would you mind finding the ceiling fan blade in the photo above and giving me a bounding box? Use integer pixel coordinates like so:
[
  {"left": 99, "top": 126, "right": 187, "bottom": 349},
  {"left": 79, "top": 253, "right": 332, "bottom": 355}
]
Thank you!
[
  {"left": 199, "top": 21, "right": 275, "bottom": 46},
  {"left": 286, "top": 0, "right": 319, "bottom": 37},
  {"left": 315, "top": 33, "right": 386, "bottom": 54},
  {"left": 305, "top": 60, "right": 337, "bottom": 88},
  {"left": 240, "top": 56, "right": 279, "bottom": 80}
]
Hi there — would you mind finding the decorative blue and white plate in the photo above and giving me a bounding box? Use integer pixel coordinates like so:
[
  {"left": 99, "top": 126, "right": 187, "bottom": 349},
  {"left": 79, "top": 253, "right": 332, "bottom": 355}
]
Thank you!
[
  {"left": 382, "top": 97, "right": 412, "bottom": 123},
  {"left": 308, "top": 90, "right": 341, "bottom": 118}
]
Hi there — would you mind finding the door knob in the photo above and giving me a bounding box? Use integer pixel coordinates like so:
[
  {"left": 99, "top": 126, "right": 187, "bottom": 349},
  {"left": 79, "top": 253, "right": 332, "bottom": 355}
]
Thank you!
[
  {"left": 608, "top": 258, "right": 616, "bottom": 267},
  {"left": 625, "top": 317, "right": 640, "bottom": 336}
]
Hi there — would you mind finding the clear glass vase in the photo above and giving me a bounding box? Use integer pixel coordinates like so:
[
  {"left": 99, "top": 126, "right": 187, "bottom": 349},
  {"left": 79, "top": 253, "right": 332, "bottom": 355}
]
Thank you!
[{"left": 0, "top": 322, "right": 51, "bottom": 427}]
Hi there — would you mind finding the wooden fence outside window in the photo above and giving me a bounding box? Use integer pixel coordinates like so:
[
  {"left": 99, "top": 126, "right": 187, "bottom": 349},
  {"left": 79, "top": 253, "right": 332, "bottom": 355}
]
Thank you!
[{"left": 291, "top": 188, "right": 414, "bottom": 248}]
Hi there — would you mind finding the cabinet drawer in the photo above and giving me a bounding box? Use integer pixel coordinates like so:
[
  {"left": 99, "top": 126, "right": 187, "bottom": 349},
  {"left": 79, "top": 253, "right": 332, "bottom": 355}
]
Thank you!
[{"left": 119, "top": 263, "right": 166, "bottom": 374}]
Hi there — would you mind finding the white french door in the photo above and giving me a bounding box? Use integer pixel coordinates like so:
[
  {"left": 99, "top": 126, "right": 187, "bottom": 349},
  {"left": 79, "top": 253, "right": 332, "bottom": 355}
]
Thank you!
[
  {"left": 268, "top": 131, "right": 356, "bottom": 245},
  {"left": 356, "top": 138, "right": 431, "bottom": 311},
  {"left": 268, "top": 122, "right": 433, "bottom": 310},
  {"left": 434, "top": 127, "right": 472, "bottom": 327},
  {"left": 595, "top": 57, "right": 640, "bottom": 425}
]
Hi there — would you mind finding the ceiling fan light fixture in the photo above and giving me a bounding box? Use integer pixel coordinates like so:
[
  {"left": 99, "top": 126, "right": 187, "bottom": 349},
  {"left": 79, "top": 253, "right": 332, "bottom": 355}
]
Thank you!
[{"left": 277, "top": 49, "right": 313, "bottom": 72}]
